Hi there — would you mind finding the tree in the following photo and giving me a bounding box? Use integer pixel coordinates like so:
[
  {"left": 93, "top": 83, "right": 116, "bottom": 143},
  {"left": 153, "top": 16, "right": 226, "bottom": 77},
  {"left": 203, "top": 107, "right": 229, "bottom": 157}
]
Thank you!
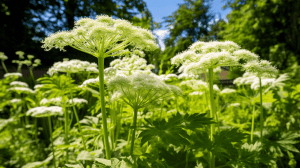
[
  {"left": 219, "top": 0, "right": 300, "bottom": 70},
  {"left": 158, "top": 0, "right": 216, "bottom": 73}
]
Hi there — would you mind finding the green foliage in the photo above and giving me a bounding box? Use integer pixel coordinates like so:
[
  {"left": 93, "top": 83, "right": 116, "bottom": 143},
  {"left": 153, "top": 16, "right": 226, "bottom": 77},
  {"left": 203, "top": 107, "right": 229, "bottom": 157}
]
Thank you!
[
  {"left": 139, "top": 112, "right": 213, "bottom": 146},
  {"left": 219, "top": 0, "right": 300, "bottom": 70}
]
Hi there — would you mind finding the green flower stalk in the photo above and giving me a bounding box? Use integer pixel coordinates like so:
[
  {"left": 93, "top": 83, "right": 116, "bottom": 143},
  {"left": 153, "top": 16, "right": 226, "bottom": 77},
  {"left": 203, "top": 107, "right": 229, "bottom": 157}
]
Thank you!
[
  {"left": 171, "top": 41, "right": 258, "bottom": 168},
  {"left": 23, "top": 55, "right": 41, "bottom": 85},
  {"left": 0, "top": 52, "right": 8, "bottom": 73},
  {"left": 26, "top": 106, "right": 64, "bottom": 168},
  {"left": 41, "top": 15, "right": 158, "bottom": 159},
  {"left": 243, "top": 60, "right": 278, "bottom": 141},
  {"left": 107, "top": 72, "right": 182, "bottom": 156}
]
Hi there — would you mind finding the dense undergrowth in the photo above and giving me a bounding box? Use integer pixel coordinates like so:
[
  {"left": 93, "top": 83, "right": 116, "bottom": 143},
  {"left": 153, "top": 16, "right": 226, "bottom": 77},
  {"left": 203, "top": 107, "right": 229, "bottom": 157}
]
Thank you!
[{"left": 0, "top": 15, "right": 300, "bottom": 168}]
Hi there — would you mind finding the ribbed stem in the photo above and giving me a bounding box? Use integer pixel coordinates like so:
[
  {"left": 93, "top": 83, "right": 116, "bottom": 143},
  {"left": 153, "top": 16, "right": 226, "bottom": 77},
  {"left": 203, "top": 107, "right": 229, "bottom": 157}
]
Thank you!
[
  {"left": 98, "top": 56, "right": 111, "bottom": 159},
  {"left": 48, "top": 117, "right": 56, "bottom": 168},
  {"left": 208, "top": 68, "right": 216, "bottom": 168},
  {"left": 259, "top": 77, "right": 263, "bottom": 141}
]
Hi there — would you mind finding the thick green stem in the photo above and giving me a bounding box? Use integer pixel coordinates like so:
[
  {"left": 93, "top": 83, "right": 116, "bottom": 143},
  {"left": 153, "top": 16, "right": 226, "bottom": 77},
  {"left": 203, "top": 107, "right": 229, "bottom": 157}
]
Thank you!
[
  {"left": 208, "top": 68, "right": 216, "bottom": 168},
  {"left": 98, "top": 56, "right": 111, "bottom": 159},
  {"left": 251, "top": 101, "right": 255, "bottom": 143},
  {"left": 48, "top": 117, "right": 56, "bottom": 168},
  {"left": 259, "top": 77, "right": 263, "bottom": 141},
  {"left": 130, "top": 107, "right": 138, "bottom": 156},
  {"left": 1, "top": 61, "right": 8, "bottom": 73}
]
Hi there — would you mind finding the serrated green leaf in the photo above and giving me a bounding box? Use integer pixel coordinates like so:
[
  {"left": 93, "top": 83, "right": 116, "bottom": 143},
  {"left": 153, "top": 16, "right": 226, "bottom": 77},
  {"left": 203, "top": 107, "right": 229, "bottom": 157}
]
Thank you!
[
  {"left": 76, "top": 151, "right": 95, "bottom": 161},
  {"left": 158, "top": 147, "right": 197, "bottom": 168},
  {"left": 65, "top": 164, "right": 84, "bottom": 168},
  {"left": 95, "top": 158, "right": 111, "bottom": 166},
  {"left": 139, "top": 112, "right": 190, "bottom": 146},
  {"left": 22, "top": 161, "right": 45, "bottom": 168}
]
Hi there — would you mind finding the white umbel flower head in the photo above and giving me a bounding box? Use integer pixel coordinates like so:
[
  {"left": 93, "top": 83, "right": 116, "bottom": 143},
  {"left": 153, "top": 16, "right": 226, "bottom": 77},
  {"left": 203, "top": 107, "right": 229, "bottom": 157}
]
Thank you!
[
  {"left": 180, "top": 80, "right": 208, "bottom": 90},
  {"left": 0, "top": 52, "right": 8, "bottom": 61},
  {"left": 47, "top": 59, "right": 98, "bottom": 76},
  {"left": 220, "top": 88, "right": 236, "bottom": 95},
  {"left": 8, "top": 87, "right": 35, "bottom": 94},
  {"left": 171, "top": 41, "right": 249, "bottom": 76},
  {"left": 10, "top": 99, "right": 22, "bottom": 104},
  {"left": 4, "top": 72, "right": 22, "bottom": 78},
  {"left": 26, "top": 106, "right": 64, "bottom": 117},
  {"left": 40, "top": 97, "right": 88, "bottom": 106},
  {"left": 41, "top": 15, "right": 158, "bottom": 57},
  {"left": 250, "top": 78, "right": 276, "bottom": 90},
  {"left": 10, "top": 81, "right": 29, "bottom": 87},
  {"left": 243, "top": 60, "right": 278, "bottom": 78},
  {"left": 189, "top": 91, "right": 204, "bottom": 96},
  {"left": 107, "top": 73, "right": 181, "bottom": 108},
  {"left": 233, "top": 72, "right": 258, "bottom": 86},
  {"left": 158, "top": 74, "right": 178, "bottom": 81},
  {"left": 110, "top": 54, "right": 155, "bottom": 73}
]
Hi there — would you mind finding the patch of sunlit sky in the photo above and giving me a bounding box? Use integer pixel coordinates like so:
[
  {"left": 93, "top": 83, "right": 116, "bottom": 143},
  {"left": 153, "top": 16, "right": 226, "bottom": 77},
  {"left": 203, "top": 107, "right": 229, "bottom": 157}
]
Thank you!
[{"left": 143, "top": 0, "right": 232, "bottom": 50}]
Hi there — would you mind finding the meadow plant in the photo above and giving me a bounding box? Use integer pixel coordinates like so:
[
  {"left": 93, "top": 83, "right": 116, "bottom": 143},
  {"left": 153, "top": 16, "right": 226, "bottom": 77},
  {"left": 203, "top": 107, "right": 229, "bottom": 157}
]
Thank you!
[
  {"left": 243, "top": 60, "right": 278, "bottom": 141},
  {"left": 47, "top": 59, "right": 98, "bottom": 81},
  {"left": 4, "top": 72, "right": 22, "bottom": 79},
  {"left": 41, "top": 14, "right": 158, "bottom": 159},
  {"left": 171, "top": 40, "right": 259, "bottom": 168},
  {"left": 107, "top": 72, "right": 182, "bottom": 156},
  {"left": 23, "top": 54, "right": 41, "bottom": 85},
  {"left": 26, "top": 106, "right": 64, "bottom": 168}
]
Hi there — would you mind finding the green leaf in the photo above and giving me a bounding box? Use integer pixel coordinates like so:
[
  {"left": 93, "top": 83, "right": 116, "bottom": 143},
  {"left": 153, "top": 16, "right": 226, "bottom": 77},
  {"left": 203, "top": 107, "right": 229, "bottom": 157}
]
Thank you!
[
  {"left": 227, "top": 142, "right": 274, "bottom": 167},
  {"left": 112, "top": 158, "right": 121, "bottom": 167},
  {"left": 76, "top": 151, "right": 95, "bottom": 161},
  {"left": 158, "top": 147, "right": 197, "bottom": 168},
  {"left": 95, "top": 158, "right": 111, "bottom": 166},
  {"left": 22, "top": 162, "right": 45, "bottom": 168},
  {"left": 65, "top": 164, "right": 84, "bottom": 168},
  {"left": 181, "top": 112, "right": 214, "bottom": 129},
  {"left": 139, "top": 112, "right": 190, "bottom": 146},
  {"left": 263, "top": 130, "right": 300, "bottom": 154}
]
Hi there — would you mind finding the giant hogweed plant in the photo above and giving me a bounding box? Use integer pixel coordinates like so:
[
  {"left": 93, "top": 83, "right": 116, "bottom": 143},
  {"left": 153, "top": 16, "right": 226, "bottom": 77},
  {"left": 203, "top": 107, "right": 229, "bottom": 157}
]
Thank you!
[
  {"left": 41, "top": 15, "right": 158, "bottom": 159},
  {"left": 171, "top": 41, "right": 260, "bottom": 168}
]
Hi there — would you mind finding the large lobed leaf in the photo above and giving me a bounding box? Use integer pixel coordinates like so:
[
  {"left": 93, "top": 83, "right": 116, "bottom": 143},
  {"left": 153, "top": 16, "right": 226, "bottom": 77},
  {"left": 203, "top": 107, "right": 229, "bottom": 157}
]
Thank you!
[{"left": 139, "top": 112, "right": 213, "bottom": 147}]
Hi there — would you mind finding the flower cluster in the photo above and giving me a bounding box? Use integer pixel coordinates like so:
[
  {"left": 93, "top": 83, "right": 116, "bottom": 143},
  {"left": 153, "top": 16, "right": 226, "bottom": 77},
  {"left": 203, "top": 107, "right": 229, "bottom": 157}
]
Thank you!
[
  {"left": 26, "top": 106, "right": 64, "bottom": 117},
  {"left": 180, "top": 79, "right": 220, "bottom": 92},
  {"left": 47, "top": 59, "right": 98, "bottom": 76},
  {"left": 243, "top": 60, "right": 278, "bottom": 78},
  {"left": 4, "top": 73, "right": 22, "bottom": 78},
  {"left": 220, "top": 88, "right": 236, "bottom": 95},
  {"left": 158, "top": 73, "right": 178, "bottom": 81},
  {"left": 171, "top": 41, "right": 259, "bottom": 75},
  {"left": 41, "top": 15, "right": 158, "bottom": 57},
  {"left": 7, "top": 87, "right": 35, "bottom": 94},
  {"left": 107, "top": 72, "right": 182, "bottom": 108},
  {"left": 0, "top": 52, "right": 8, "bottom": 61},
  {"left": 40, "top": 97, "right": 88, "bottom": 106},
  {"left": 10, "top": 81, "right": 29, "bottom": 87},
  {"left": 110, "top": 54, "right": 155, "bottom": 74}
]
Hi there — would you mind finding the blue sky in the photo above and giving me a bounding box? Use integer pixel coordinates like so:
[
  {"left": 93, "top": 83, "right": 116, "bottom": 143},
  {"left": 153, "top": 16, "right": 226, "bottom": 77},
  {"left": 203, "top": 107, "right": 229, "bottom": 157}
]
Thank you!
[{"left": 143, "top": 0, "right": 232, "bottom": 51}]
